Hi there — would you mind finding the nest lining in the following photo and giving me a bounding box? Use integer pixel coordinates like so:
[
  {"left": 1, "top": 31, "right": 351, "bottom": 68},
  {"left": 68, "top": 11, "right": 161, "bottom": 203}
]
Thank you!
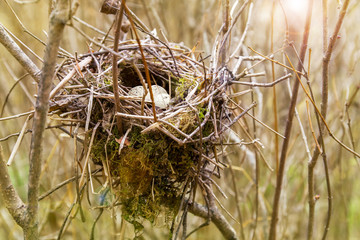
[{"left": 50, "top": 38, "right": 237, "bottom": 230}]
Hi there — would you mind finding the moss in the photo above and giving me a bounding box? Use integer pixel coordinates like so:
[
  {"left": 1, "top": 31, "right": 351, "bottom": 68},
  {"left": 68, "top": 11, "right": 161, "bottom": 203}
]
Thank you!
[
  {"left": 163, "top": 105, "right": 213, "bottom": 139},
  {"left": 165, "top": 108, "right": 198, "bottom": 136},
  {"left": 202, "top": 121, "right": 214, "bottom": 137},
  {"left": 104, "top": 77, "right": 112, "bottom": 86},
  {"left": 90, "top": 126, "right": 197, "bottom": 230},
  {"left": 174, "top": 75, "right": 196, "bottom": 100}
]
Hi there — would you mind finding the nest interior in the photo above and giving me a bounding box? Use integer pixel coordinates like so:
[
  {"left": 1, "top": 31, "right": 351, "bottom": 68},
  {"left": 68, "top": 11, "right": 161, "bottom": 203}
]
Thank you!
[{"left": 50, "top": 37, "right": 234, "bottom": 231}]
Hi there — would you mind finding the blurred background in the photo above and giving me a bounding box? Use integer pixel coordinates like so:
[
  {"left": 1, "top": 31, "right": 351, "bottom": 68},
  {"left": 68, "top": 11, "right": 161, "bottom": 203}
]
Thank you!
[{"left": 0, "top": 0, "right": 359, "bottom": 239}]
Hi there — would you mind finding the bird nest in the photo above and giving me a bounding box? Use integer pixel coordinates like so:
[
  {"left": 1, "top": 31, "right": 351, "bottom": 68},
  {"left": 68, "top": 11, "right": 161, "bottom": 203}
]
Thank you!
[{"left": 49, "top": 37, "right": 243, "bottom": 231}]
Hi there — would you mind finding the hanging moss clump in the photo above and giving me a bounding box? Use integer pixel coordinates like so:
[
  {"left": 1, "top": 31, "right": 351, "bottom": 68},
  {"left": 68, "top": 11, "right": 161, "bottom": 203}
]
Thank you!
[{"left": 90, "top": 126, "right": 199, "bottom": 229}]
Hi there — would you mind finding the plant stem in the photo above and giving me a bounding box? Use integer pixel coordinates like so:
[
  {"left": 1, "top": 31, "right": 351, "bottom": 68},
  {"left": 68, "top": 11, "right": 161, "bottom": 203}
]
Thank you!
[
  {"left": 308, "top": 1, "right": 351, "bottom": 239},
  {"left": 268, "top": 1, "right": 314, "bottom": 239}
]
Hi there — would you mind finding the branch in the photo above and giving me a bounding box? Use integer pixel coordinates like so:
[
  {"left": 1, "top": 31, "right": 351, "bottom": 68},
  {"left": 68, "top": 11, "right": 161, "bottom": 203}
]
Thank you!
[
  {"left": 0, "top": 146, "right": 27, "bottom": 227},
  {"left": 219, "top": 0, "right": 230, "bottom": 66},
  {"left": 112, "top": 0, "right": 125, "bottom": 134},
  {"left": 0, "top": 24, "right": 41, "bottom": 82},
  {"left": 268, "top": 0, "right": 315, "bottom": 239},
  {"left": 188, "top": 201, "right": 238, "bottom": 240},
  {"left": 26, "top": 0, "right": 71, "bottom": 238},
  {"left": 308, "top": 1, "right": 350, "bottom": 239}
]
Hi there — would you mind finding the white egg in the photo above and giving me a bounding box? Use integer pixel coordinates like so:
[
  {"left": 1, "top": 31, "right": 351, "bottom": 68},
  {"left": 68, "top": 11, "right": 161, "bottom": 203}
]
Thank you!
[
  {"left": 128, "top": 86, "right": 145, "bottom": 97},
  {"left": 128, "top": 85, "right": 170, "bottom": 109},
  {"left": 146, "top": 93, "right": 170, "bottom": 109},
  {"left": 150, "top": 85, "right": 168, "bottom": 95}
]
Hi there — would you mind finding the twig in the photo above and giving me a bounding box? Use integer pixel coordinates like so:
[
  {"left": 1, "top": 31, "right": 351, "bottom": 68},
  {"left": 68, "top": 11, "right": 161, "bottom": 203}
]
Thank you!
[
  {"left": 3, "top": 0, "right": 47, "bottom": 46},
  {"left": 308, "top": 1, "right": 350, "bottom": 239},
  {"left": 248, "top": 47, "right": 303, "bottom": 77},
  {"left": 285, "top": 52, "right": 360, "bottom": 158},
  {"left": 112, "top": 2, "right": 125, "bottom": 134},
  {"left": 224, "top": 157, "right": 246, "bottom": 239},
  {"left": 268, "top": 0, "right": 314, "bottom": 239},
  {"left": 7, "top": 115, "right": 31, "bottom": 166},
  {"left": 283, "top": 60, "right": 312, "bottom": 162},
  {"left": 132, "top": 63, "right": 148, "bottom": 116},
  {"left": 116, "top": 112, "right": 154, "bottom": 120},
  {"left": 345, "top": 87, "right": 360, "bottom": 166},
  {"left": 306, "top": 101, "right": 322, "bottom": 154},
  {"left": 228, "top": 98, "right": 285, "bottom": 139},
  {"left": 229, "top": 1, "right": 253, "bottom": 60},
  {"left": 231, "top": 73, "right": 291, "bottom": 87},
  {"left": 72, "top": 16, "right": 111, "bottom": 38},
  {"left": 79, "top": 121, "right": 100, "bottom": 188},
  {"left": 0, "top": 110, "right": 35, "bottom": 122},
  {"left": 70, "top": 24, "right": 122, "bottom": 56},
  {"left": 1, "top": 24, "right": 43, "bottom": 62},
  {"left": 50, "top": 56, "right": 92, "bottom": 99},
  {"left": 0, "top": 24, "right": 41, "bottom": 82},
  {"left": 0, "top": 73, "right": 32, "bottom": 117},
  {"left": 124, "top": 2, "right": 158, "bottom": 122},
  {"left": 220, "top": 0, "right": 249, "bottom": 59},
  {"left": 270, "top": 1, "right": 279, "bottom": 173}
]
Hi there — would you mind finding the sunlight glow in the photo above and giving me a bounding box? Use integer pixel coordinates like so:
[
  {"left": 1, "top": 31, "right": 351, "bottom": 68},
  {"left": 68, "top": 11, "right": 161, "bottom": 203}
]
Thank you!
[{"left": 284, "top": 0, "right": 309, "bottom": 14}]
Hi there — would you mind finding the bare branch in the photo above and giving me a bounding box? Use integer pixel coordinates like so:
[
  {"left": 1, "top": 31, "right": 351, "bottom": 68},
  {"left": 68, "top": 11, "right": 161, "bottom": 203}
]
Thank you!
[
  {"left": 188, "top": 201, "right": 238, "bottom": 240},
  {"left": 0, "top": 24, "right": 41, "bottom": 82},
  {"left": 308, "top": 1, "right": 351, "bottom": 239},
  {"left": 26, "top": 0, "right": 71, "bottom": 238},
  {"left": 0, "top": 146, "right": 27, "bottom": 227},
  {"left": 268, "top": 0, "right": 315, "bottom": 239}
]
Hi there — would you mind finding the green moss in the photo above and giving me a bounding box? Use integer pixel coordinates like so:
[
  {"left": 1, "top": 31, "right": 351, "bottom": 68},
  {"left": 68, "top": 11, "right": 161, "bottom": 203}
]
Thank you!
[
  {"left": 198, "top": 107, "right": 206, "bottom": 121},
  {"left": 163, "top": 105, "right": 213, "bottom": 139},
  {"left": 90, "top": 126, "right": 198, "bottom": 231},
  {"left": 104, "top": 77, "right": 112, "bottom": 86},
  {"left": 175, "top": 76, "right": 196, "bottom": 100}
]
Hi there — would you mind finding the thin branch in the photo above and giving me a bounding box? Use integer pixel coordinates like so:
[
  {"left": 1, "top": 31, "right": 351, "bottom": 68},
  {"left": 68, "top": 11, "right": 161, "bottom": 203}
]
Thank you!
[
  {"left": 112, "top": 1, "right": 125, "bottom": 134},
  {"left": 308, "top": 1, "right": 350, "bottom": 239},
  {"left": 0, "top": 24, "right": 41, "bottom": 82},
  {"left": 285, "top": 52, "right": 360, "bottom": 158},
  {"left": 345, "top": 86, "right": 360, "bottom": 166},
  {"left": 268, "top": 0, "right": 314, "bottom": 239},
  {"left": 220, "top": 0, "right": 250, "bottom": 59},
  {"left": 188, "top": 201, "right": 238, "bottom": 240},
  {"left": 270, "top": 1, "right": 279, "bottom": 173},
  {"left": 49, "top": 56, "right": 92, "bottom": 99},
  {"left": 248, "top": 47, "right": 303, "bottom": 77},
  {"left": 7, "top": 115, "right": 31, "bottom": 166},
  {"left": 0, "top": 110, "right": 34, "bottom": 122},
  {"left": 231, "top": 73, "right": 291, "bottom": 87},
  {"left": 229, "top": 1, "right": 253, "bottom": 60},
  {"left": 1, "top": 24, "right": 43, "bottom": 62},
  {"left": 124, "top": 1, "right": 158, "bottom": 122},
  {"left": 0, "top": 73, "right": 31, "bottom": 117}
]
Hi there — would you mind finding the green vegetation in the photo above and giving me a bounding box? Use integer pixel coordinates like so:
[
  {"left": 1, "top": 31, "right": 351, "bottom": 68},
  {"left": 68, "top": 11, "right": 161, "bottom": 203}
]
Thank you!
[{"left": 91, "top": 127, "right": 197, "bottom": 234}]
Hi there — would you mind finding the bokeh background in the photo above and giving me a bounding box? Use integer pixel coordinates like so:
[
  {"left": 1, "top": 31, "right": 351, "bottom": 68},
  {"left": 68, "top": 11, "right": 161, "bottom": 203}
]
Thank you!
[{"left": 0, "top": 0, "right": 359, "bottom": 239}]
